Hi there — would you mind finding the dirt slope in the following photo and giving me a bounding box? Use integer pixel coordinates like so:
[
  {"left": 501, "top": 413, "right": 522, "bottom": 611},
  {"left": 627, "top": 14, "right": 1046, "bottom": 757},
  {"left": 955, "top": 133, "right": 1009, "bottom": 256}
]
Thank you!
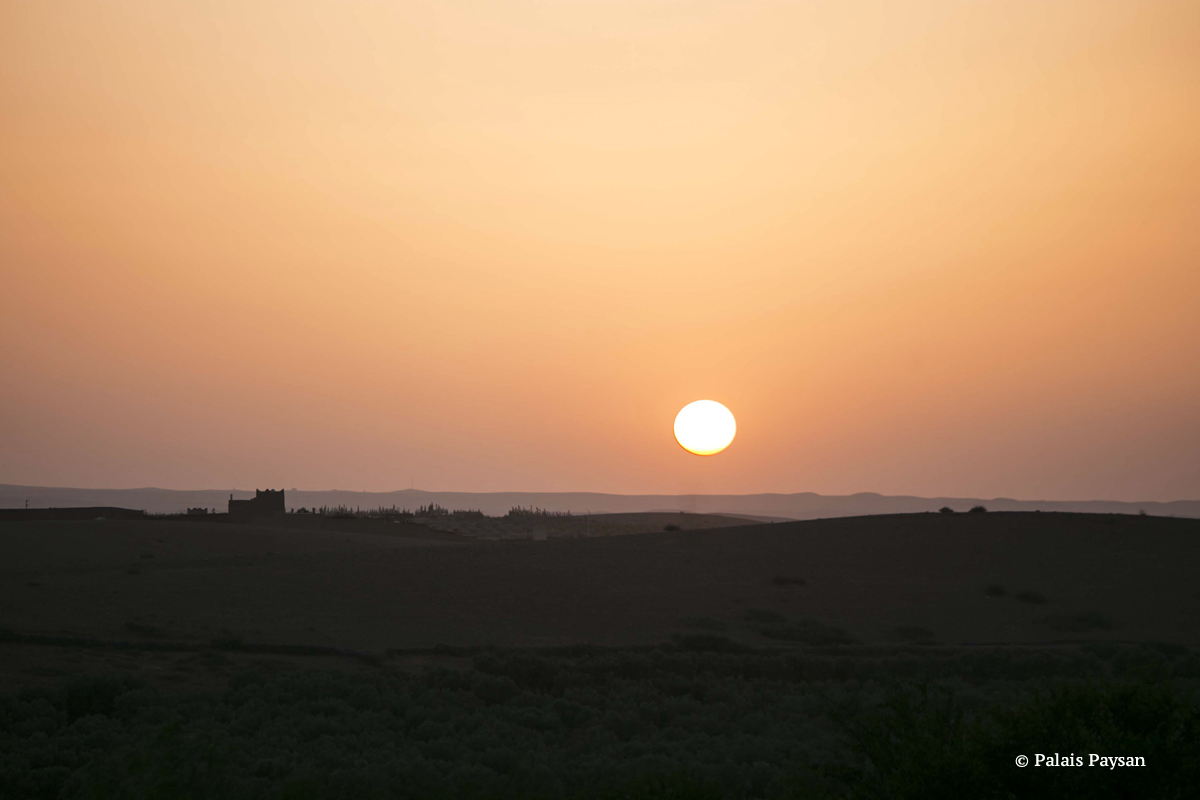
[{"left": 1, "top": 512, "right": 1197, "bottom": 651}]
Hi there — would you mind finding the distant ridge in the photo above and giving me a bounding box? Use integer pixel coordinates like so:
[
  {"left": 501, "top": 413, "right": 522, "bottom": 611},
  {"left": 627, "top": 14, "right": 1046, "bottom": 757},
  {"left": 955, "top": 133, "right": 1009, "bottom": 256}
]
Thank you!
[{"left": 1, "top": 484, "right": 1196, "bottom": 519}]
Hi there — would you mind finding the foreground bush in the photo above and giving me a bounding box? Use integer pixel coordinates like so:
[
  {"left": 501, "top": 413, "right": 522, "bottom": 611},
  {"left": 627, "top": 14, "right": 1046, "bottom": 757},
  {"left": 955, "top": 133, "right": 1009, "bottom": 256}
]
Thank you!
[
  {"left": 840, "top": 681, "right": 1200, "bottom": 799},
  {"left": 0, "top": 645, "right": 1196, "bottom": 799}
]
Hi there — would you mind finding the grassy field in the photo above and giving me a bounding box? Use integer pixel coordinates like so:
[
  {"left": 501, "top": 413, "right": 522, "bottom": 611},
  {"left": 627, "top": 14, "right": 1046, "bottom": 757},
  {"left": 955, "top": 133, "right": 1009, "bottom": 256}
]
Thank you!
[
  {"left": 2, "top": 511, "right": 1198, "bottom": 797},
  {"left": 1, "top": 639, "right": 1197, "bottom": 799}
]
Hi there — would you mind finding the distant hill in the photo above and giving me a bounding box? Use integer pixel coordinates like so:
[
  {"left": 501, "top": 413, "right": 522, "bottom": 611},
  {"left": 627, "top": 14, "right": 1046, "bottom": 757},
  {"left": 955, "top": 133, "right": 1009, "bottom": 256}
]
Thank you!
[{"left": 1, "top": 483, "right": 1196, "bottom": 519}]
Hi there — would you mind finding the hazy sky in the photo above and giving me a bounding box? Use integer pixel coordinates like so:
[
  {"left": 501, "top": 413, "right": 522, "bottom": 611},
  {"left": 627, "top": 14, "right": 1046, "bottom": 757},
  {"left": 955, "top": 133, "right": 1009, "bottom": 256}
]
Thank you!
[{"left": 2, "top": 0, "right": 1197, "bottom": 500}]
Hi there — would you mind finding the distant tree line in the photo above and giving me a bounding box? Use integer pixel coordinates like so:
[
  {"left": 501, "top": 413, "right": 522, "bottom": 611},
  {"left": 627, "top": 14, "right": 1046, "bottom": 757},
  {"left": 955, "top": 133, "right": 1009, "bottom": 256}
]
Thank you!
[
  {"left": 304, "top": 504, "right": 484, "bottom": 520},
  {"left": 506, "top": 506, "right": 573, "bottom": 518}
]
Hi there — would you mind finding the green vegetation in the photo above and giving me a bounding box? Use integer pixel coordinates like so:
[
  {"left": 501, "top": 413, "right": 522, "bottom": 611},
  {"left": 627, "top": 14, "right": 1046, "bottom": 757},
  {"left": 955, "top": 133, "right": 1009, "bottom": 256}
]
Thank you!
[{"left": 1, "top": 644, "right": 1198, "bottom": 798}]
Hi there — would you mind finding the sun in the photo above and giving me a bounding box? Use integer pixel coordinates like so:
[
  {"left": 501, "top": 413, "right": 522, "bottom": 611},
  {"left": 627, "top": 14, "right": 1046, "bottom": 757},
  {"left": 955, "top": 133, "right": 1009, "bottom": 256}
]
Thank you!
[{"left": 674, "top": 400, "right": 737, "bottom": 456}]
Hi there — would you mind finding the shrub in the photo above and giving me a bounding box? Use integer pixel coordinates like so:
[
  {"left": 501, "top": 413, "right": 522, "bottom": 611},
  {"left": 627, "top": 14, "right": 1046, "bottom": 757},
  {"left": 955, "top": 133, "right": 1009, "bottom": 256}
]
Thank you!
[
  {"left": 1045, "top": 612, "right": 1115, "bottom": 632},
  {"left": 671, "top": 633, "right": 750, "bottom": 653},
  {"left": 742, "top": 609, "right": 787, "bottom": 624},
  {"left": 986, "top": 682, "right": 1200, "bottom": 798},
  {"left": 883, "top": 626, "right": 938, "bottom": 644},
  {"left": 1143, "top": 642, "right": 1188, "bottom": 659},
  {"left": 939, "top": 507, "right": 954, "bottom": 514},
  {"left": 758, "top": 619, "right": 856, "bottom": 646},
  {"left": 682, "top": 617, "right": 727, "bottom": 632},
  {"left": 1072, "top": 611, "right": 1114, "bottom": 630},
  {"left": 969, "top": 505, "right": 988, "bottom": 513},
  {"left": 60, "top": 675, "right": 146, "bottom": 721},
  {"left": 4, "top": 646, "right": 1199, "bottom": 799},
  {"left": 211, "top": 635, "right": 247, "bottom": 651},
  {"left": 833, "top": 685, "right": 989, "bottom": 798},
  {"left": 835, "top": 681, "right": 1200, "bottom": 799},
  {"left": 124, "top": 621, "right": 166, "bottom": 638},
  {"left": 663, "top": 524, "right": 681, "bottom": 532}
]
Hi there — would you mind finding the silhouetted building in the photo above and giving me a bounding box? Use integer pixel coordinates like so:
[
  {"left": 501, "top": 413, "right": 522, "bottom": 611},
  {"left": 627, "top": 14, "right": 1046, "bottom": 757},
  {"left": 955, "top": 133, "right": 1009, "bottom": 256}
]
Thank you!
[{"left": 228, "top": 489, "right": 285, "bottom": 522}]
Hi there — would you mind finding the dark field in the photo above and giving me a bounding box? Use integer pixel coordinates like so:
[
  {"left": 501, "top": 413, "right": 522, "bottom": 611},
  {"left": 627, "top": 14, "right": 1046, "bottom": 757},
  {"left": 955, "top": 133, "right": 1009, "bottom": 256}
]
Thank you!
[{"left": 2, "top": 512, "right": 1198, "bottom": 798}]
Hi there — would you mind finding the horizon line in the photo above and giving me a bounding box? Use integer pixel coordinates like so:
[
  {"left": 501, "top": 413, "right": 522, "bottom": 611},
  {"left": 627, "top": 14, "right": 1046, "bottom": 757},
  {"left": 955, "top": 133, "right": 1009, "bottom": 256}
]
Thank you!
[{"left": 1, "top": 482, "right": 1197, "bottom": 506}]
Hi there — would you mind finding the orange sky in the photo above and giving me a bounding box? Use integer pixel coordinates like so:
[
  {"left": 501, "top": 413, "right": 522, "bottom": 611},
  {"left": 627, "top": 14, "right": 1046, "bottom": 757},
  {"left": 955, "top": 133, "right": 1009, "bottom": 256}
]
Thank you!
[{"left": 2, "top": 0, "right": 1197, "bottom": 500}]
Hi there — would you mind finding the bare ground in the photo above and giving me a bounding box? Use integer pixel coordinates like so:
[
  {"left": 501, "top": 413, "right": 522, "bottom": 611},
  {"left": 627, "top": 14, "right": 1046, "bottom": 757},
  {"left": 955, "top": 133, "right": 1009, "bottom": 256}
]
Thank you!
[{"left": 2, "top": 512, "right": 1197, "bottom": 662}]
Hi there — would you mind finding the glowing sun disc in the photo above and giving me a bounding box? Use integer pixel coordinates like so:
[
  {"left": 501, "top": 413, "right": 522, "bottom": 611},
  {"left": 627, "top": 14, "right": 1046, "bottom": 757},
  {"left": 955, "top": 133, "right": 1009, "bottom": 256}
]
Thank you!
[{"left": 674, "top": 400, "right": 737, "bottom": 456}]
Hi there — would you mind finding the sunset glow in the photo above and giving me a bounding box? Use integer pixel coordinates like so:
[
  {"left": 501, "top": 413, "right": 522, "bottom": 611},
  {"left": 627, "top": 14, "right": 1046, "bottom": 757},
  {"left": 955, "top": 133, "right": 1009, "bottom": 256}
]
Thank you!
[{"left": 1, "top": 1, "right": 1197, "bottom": 499}]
